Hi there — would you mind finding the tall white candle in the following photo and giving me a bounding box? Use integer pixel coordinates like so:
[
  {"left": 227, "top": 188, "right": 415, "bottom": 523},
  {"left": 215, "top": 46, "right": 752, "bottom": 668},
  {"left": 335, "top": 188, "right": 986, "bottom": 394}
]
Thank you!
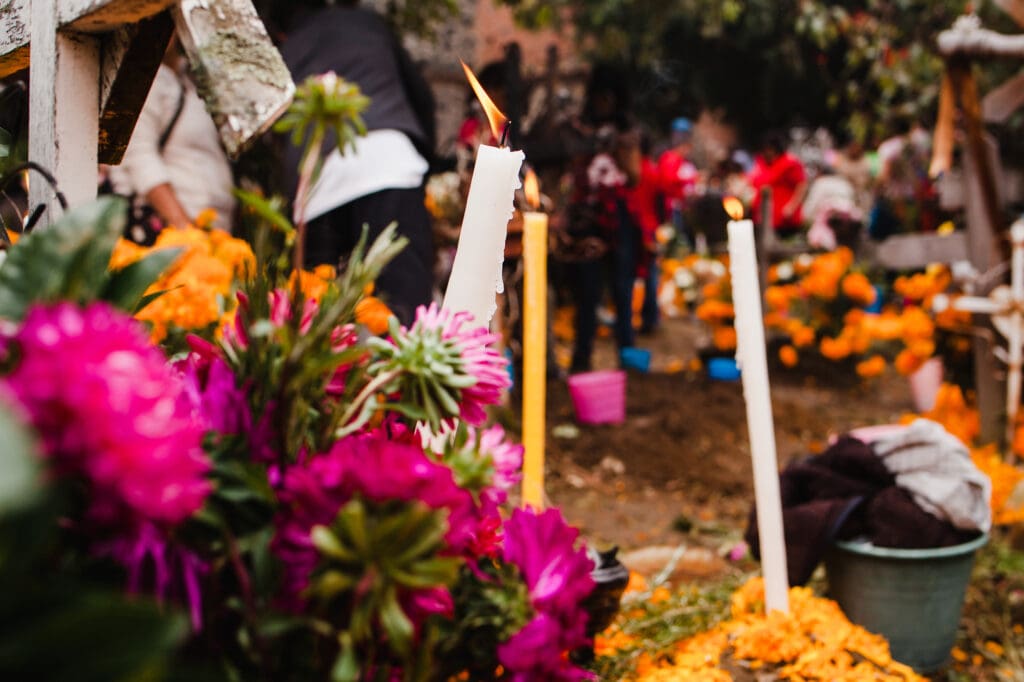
[
  {"left": 727, "top": 217, "right": 790, "bottom": 614},
  {"left": 443, "top": 144, "right": 524, "bottom": 325}
]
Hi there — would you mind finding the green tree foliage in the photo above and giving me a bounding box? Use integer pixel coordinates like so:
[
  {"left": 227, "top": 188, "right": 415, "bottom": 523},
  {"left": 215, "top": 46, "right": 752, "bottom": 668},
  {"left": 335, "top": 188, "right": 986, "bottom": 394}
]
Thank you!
[{"left": 499, "top": 0, "right": 1020, "bottom": 143}]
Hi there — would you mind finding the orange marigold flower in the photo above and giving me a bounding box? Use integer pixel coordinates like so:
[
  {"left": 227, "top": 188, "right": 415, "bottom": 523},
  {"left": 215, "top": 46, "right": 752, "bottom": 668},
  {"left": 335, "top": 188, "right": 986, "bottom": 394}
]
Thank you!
[
  {"left": 841, "top": 272, "right": 877, "bottom": 306},
  {"left": 109, "top": 239, "right": 148, "bottom": 270},
  {"left": 819, "top": 335, "right": 851, "bottom": 361},
  {"left": 713, "top": 325, "right": 737, "bottom": 351},
  {"left": 855, "top": 355, "right": 886, "bottom": 378},
  {"left": 779, "top": 344, "right": 798, "bottom": 367},
  {"left": 194, "top": 208, "right": 219, "bottom": 229},
  {"left": 696, "top": 300, "right": 734, "bottom": 323},
  {"left": 984, "top": 640, "right": 1005, "bottom": 657},
  {"left": 355, "top": 296, "right": 393, "bottom": 335},
  {"left": 764, "top": 285, "right": 791, "bottom": 312},
  {"left": 791, "top": 324, "right": 815, "bottom": 348},
  {"left": 894, "top": 349, "right": 926, "bottom": 376}
]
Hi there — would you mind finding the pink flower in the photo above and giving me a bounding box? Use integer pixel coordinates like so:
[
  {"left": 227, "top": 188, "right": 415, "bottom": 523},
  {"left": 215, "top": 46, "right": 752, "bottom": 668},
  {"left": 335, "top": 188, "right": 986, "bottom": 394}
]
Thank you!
[
  {"left": 374, "top": 303, "right": 510, "bottom": 426},
  {"left": 499, "top": 508, "right": 595, "bottom": 681},
  {"left": 99, "top": 521, "right": 208, "bottom": 630},
  {"left": 478, "top": 424, "right": 523, "bottom": 493},
  {"left": 414, "top": 304, "right": 510, "bottom": 425},
  {"left": 272, "top": 430, "right": 475, "bottom": 604},
  {"left": 2, "top": 303, "right": 210, "bottom": 524}
]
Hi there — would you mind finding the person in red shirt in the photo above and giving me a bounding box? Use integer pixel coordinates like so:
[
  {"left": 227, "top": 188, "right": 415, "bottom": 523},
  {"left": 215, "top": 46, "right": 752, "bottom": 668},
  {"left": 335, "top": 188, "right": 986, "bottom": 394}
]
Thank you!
[
  {"left": 749, "top": 132, "right": 807, "bottom": 236},
  {"left": 657, "top": 117, "right": 698, "bottom": 239}
]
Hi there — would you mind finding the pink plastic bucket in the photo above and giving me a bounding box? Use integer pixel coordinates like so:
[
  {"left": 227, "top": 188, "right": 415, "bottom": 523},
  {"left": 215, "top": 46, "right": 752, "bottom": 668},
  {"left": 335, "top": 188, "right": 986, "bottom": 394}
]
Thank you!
[{"left": 568, "top": 370, "right": 626, "bottom": 425}]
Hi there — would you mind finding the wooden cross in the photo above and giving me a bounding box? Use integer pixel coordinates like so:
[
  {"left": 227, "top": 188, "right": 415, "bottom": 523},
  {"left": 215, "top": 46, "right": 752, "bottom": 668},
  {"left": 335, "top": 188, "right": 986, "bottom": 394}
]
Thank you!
[
  {"left": 930, "top": 9, "right": 1024, "bottom": 441},
  {"left": 935, "top": 218, "right": 1024, "bottom": 454},
  {"left": 0, "top": 0, "right": 293, "bottom": 226}
]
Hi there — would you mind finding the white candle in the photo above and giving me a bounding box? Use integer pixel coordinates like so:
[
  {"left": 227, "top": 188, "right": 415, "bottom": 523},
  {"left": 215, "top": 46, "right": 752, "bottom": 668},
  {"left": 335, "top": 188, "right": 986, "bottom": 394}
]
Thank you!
[
  {"left": 443, "top": 144, "right": 524, "bottom": 325},
  {"left": 727, "top": 217, "right": 790, "bottom": 614}
]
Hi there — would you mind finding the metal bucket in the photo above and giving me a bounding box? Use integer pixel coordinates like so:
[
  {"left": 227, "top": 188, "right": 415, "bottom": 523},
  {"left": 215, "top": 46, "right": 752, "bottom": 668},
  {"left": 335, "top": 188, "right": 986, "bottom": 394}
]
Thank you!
[{"left": 824, "top": 533, "right": 987, "bottom": 672}]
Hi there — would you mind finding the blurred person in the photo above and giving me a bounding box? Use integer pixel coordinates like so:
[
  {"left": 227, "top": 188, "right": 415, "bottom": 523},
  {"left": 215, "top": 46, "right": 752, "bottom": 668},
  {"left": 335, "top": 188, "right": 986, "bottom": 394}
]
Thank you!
[
  {"left": 832, "top": 136, "right": 873, "bottom": 216},
  {"left": 801, "top": 163, "right": 862, "bottom": 250},
  {"left": 278, "top": 0, "right": 435, "bottom": 324},
  {"left": 108, "top": 35, "right": 235, "bottom": 238},
  {"left": 568, "top": 125, "right": 642, "bottom": 373},
  {"left": 633, "top": 130, "right": 664, "bottom": 334},
  {"left": 870, "top": 117, "right": 933, "bottom": 239},
  {"left": 657, "top": 117, "right": 698, "bottom": 242},
  {"left": 750, "top": 131, "right": 807, "bottom": 237}
]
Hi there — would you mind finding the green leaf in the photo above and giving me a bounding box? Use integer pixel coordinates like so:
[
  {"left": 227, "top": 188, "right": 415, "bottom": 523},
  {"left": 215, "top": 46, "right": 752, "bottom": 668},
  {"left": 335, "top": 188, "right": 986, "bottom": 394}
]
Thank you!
[
  {"left": 379, "top": 588, "right": 414, "bottom": 658},
  {"left": 233, "top": 188, "right": 294, "bottom": 236},
  {"left": 134, "top": 286, "right": 178, "bottom": 314},
  {"left": 0, "top": 404, "right": 41, "bottom": 515},
  {"left": 0, "top": 197, "right": 126, "bottom": 320},
  {"left": 0, "top": 590, "right": 187, "bottom": 682},
  {"left": 102, "top": 247, "right": 183, "bottom": 313},
  {"left": 311, "top": 525, "right": 357, "bottom": 562},
  {"left": 330, "top": 634, "right": 360, "bottom": 682}
]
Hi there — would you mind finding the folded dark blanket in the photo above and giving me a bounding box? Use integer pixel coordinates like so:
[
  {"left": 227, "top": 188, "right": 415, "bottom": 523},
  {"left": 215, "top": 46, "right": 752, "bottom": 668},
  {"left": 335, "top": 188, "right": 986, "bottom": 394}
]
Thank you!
[{"left": 745, "top": 436, "right": 978, "bottom": 586}]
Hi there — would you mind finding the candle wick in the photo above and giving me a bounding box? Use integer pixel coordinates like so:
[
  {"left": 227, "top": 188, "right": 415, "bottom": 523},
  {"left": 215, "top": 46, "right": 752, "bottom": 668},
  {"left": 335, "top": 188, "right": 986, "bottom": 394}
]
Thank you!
[{"left": 500, "top": 120, "right": 511, "bottom": 148}]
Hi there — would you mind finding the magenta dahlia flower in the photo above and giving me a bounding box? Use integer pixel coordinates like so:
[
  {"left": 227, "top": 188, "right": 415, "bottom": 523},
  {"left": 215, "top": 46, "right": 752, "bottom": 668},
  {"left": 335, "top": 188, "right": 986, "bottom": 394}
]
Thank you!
[
  {"left": 1, "top": 302, "right": 210, "bottom": 524},
  {"left": 272, "top": 430, "right": 475, "bottom": 603},
  {"left": 498, "top": 508, "right": 596, "bottom": 682}
]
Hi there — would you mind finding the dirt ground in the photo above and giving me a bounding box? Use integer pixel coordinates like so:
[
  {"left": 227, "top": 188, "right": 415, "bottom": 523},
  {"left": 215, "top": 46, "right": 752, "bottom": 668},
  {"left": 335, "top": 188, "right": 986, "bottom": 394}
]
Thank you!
[{"left": 522, "top": 315, "right": 917, "bottom": 573}]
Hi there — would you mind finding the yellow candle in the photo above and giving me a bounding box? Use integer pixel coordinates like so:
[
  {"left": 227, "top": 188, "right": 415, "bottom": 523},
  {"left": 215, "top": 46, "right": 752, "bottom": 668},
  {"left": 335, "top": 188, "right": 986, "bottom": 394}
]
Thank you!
[{"left": 521, "top": 170, "right": 548, "bottom": 509}]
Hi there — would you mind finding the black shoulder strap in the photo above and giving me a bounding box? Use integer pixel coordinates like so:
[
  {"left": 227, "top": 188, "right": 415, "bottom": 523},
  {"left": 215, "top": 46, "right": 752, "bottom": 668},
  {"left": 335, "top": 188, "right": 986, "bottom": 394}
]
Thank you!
[{"left": 158, "top": 77, "right": 187, "bottom": 152}]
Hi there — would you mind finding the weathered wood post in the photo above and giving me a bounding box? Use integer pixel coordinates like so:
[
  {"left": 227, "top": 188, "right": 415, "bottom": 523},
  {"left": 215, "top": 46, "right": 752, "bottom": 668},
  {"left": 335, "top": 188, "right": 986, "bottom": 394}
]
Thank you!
[
  {"left": 0, "top": 0, "right": 293, "bottom": 227},
  {"left": 936, "top": 13, "right": 1024, "bottom": 442}
]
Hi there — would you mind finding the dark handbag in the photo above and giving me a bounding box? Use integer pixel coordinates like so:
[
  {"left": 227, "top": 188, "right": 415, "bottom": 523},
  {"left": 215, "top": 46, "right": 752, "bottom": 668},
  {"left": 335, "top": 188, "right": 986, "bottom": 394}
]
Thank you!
[{"left": 101, "top": 77, "right": 187, "bottom": 245}]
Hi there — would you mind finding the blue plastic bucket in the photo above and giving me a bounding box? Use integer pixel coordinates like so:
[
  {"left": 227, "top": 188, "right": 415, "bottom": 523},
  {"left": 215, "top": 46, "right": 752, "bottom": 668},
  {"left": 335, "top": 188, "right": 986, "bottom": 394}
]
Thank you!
[
  {"left": 825, "top": 533, "right": 987, "bottom": 672},
  {"left": 707, "top": 357, "right": 741, "bottom": 381},
  {"left": 620, "top": 347, "right": 652, "bottom": 372}
]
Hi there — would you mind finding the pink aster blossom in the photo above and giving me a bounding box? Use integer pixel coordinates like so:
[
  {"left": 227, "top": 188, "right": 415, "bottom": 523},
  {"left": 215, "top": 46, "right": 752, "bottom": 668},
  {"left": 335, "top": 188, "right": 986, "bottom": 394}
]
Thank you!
[
  {"left": 499, "top": 508, "right": 596, "bottom": 681},
  {"left": 398, "top": 303, "right": 510, "bottom": 425},
  {"left": 477, "top": 424, "right": 523, "bottom": 493},
  {"left": 2, "top": 302, "right": 210, "bottom": 524}
]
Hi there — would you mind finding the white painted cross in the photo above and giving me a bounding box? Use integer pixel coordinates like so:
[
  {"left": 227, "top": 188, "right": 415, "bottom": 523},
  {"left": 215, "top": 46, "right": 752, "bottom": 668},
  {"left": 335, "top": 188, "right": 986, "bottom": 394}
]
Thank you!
[
  {"left": 0, "top": 0, "right": 293, "bottom": 227},
  {"left": 935, "top": 218, "right": 1024, "bottom": 453}
]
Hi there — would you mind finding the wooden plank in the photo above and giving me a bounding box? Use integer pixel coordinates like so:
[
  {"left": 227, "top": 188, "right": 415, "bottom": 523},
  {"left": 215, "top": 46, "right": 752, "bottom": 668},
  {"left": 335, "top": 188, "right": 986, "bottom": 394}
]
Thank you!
[
  {"left": 994, "top": 0, "right": 1024, "bottom": 28},
  {"left": 98, "top": 11, "right": 172, "bottom": 163},
  {"left": 29, "top": 0, "right": 99, "bottom": 223},
  {"left": 938, "top": 16, "right": 1024, "bottom": 59},
  {"left": 60, "top": 0, "right": 175, "bottom": 32},
  {"left": 872, "top": 232, "right": 969, "bottom": 270},
  {"left": 982, "top": 71, "right": 1024, "bottom": 123},
  {"left": 172, "top": 0, "right": 294, "bottom": 158},
  {"left": 0, "top": 0, "right": 28, "bottom": 77}
]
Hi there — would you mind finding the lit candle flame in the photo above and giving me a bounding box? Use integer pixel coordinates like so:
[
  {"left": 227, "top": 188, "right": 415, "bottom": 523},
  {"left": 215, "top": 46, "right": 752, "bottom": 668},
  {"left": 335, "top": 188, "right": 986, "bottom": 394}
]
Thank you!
[
  {"left": 461, "top": 59, "right": 508, "bottom": 142},
  {"left": 723, "top": 196, "right": 745, "bottom": 221},
  {"left": 524, "top": 169, "right": 541, "bottom": 209}
]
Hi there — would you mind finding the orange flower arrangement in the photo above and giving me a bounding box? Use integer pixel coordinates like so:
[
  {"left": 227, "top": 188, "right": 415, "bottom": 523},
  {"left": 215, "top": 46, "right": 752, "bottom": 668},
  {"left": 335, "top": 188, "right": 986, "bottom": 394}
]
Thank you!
[
  {"left": 627, "top": 578, "right": 926, "bottom": 682},
  {"left": 712, "top": 325, "right": 737, "bottom": 351},
  {"left": 109, "top": 223, "right": 255, "bottom": 342},
  {"left": 840, "top": 271, "right": 877, "bottom": 307},
  {"left": 855, "top": 354, "right": 886, "bottom": 378},
  {"left": 819, "top": 335, "right": 852, "bottom": 361}
]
